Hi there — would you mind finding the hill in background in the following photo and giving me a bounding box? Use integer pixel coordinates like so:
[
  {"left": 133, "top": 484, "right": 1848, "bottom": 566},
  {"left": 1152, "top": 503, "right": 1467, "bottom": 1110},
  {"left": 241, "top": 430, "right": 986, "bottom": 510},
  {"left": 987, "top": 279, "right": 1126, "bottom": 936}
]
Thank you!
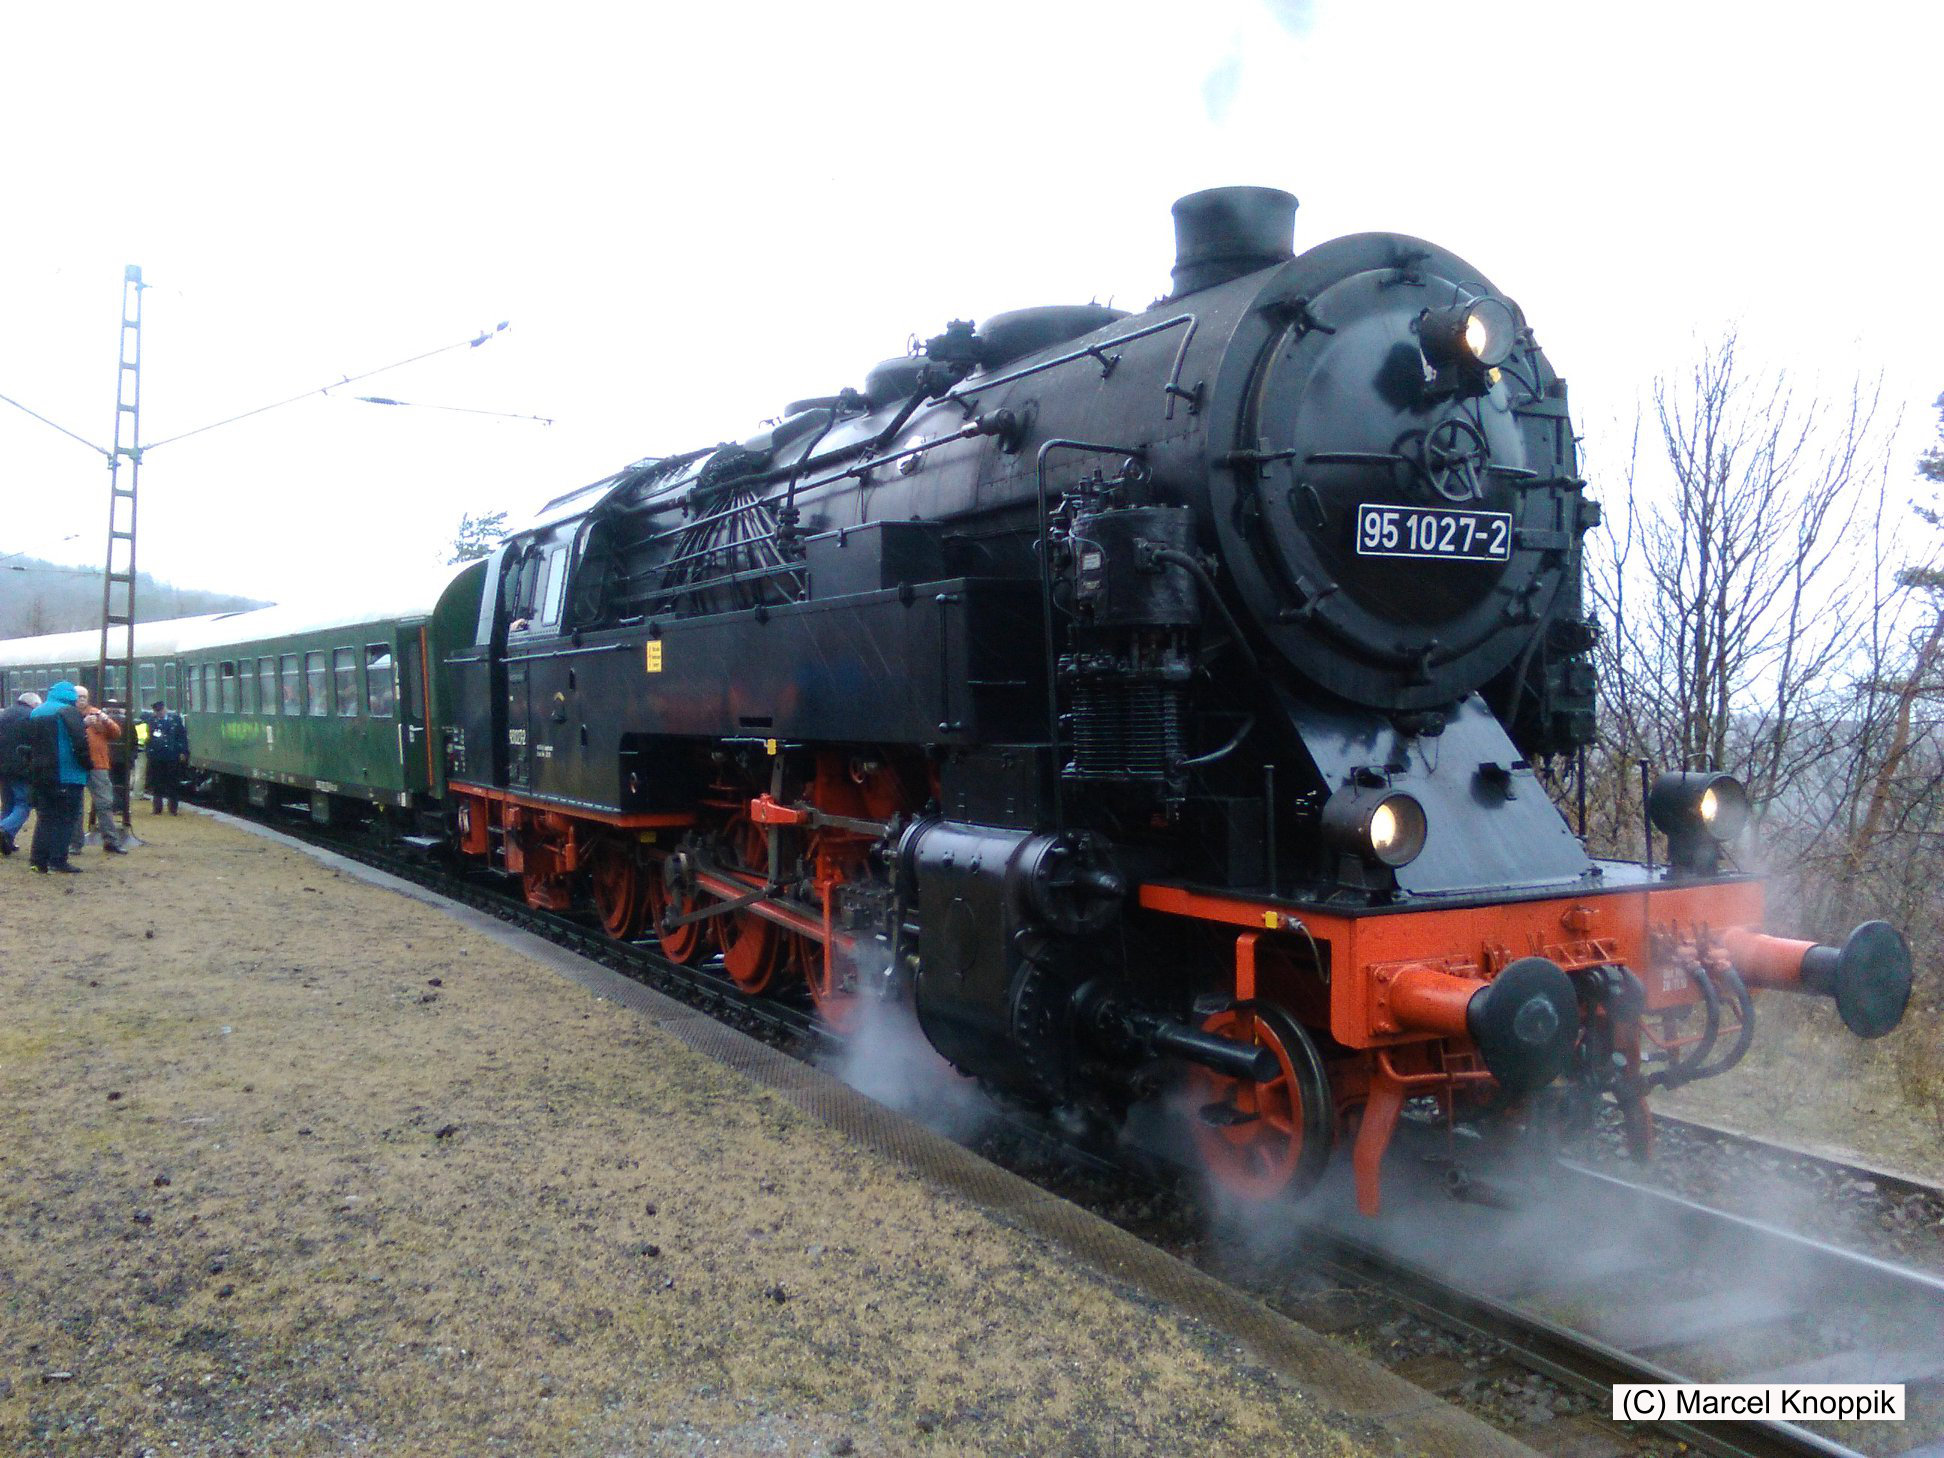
[{"left": 0, "top": 556, "right": 269, "bottom": 638}]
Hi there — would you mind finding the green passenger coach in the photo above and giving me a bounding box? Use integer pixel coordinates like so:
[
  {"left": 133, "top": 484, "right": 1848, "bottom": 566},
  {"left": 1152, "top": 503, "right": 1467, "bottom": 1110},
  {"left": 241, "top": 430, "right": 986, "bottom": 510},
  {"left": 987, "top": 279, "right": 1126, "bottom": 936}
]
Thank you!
[{"left": 171, "top": 563, "right": 485, "bottom": 829}]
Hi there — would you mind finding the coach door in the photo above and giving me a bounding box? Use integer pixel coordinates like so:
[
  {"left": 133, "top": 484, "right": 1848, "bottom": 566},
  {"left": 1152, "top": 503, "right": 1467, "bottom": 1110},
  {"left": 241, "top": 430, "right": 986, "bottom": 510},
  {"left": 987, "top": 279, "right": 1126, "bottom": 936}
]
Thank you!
[
  {"left": 506, "top": 660, "right": 531, "bottom": 788},
  {"left": 399, "top": 631, "right": 430, "bottom": 794}
]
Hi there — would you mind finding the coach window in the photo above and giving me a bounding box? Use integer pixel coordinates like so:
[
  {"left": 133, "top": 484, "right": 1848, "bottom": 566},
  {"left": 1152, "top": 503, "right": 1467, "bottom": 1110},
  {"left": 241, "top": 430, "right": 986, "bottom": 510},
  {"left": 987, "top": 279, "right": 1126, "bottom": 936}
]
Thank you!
[
  {"left": 281, "top": 655, "right": 301, "bottom": 716},
  {"left": 188, "top": 665, "right": 200, "bottom": 713},
  {"left": 164, "top": 662, "right": 177, "bottom": 710},
  {"left": 220, "top": 661, "right": 237, "bottom": 714},
  {"left": 366, "top": 645, "right": 395, "bottom": 716},
  {"left": 306, "top": 651, "right": 328, "bottom": 716},
  {"left": 240, "top": 662, "right": 256, "bottom": 716},
  {"left": 138, "top": 665, "right": 156, "bottom": 704},
  {"left": 106, "top": 664, "right": 127, "bottom": 704},
  {"left": 259, "top": 658, "right": 276, "bottom": 714},
  {"left": 334, "top": 648, "right": 358, "bottom": 717},
  {"left": 204, "top": 664, "right": 218, "bottom": 714}
]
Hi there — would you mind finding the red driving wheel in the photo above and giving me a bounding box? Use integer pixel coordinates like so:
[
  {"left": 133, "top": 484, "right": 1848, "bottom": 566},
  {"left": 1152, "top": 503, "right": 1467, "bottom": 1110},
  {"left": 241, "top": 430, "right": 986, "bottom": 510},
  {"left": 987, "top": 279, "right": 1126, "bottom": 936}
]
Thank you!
[
  {"left": 1186, "top": 1002, "right": 1335, "bottom": 1202},
  {"left": 719, "top": 817, "right": 789, "bottom": 994},
  {"left": 645, "top": 865, "right": 711, "bottom": 965},
  {"left": 588, "top": 838, "right": 648, "bottom": 940}
]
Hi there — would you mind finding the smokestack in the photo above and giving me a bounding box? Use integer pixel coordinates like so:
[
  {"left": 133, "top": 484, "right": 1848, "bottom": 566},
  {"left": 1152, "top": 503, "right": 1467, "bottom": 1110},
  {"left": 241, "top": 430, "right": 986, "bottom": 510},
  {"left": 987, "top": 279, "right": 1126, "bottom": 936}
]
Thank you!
[{"left": 1169, "top": 186, "right": 1298, "bottom": 297}]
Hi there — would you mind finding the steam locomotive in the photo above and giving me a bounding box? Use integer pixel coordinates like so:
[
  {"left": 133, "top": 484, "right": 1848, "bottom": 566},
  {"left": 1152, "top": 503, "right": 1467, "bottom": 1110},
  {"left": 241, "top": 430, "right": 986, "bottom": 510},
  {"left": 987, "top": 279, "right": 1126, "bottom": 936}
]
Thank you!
[
  {"left": 5, "top": 187, "right": 1911, "bottom": 1213},
  {"left": 443, "top": 186, "right": 1910, "bottom": 1210}
]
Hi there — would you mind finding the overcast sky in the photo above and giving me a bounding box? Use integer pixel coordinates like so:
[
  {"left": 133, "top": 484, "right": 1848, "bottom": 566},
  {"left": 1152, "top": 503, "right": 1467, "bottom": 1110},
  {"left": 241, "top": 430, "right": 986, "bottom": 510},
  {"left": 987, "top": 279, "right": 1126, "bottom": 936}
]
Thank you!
[{"left": 2, "top": 1, "right": 1938, "bottom": 612}]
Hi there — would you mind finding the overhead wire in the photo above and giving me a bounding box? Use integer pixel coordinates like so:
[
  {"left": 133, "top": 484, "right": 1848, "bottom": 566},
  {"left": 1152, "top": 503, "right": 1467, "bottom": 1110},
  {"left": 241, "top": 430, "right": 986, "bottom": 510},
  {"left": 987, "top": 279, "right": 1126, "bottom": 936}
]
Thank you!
[
  {"left": 141, "top": 322, "right": 510, "bottom": 451},
  {"left": 0, "top": 392, "right": 110, "bottom": 457},
  {"left": 355, "top": 396, "right": 552, "bottom": 425}
]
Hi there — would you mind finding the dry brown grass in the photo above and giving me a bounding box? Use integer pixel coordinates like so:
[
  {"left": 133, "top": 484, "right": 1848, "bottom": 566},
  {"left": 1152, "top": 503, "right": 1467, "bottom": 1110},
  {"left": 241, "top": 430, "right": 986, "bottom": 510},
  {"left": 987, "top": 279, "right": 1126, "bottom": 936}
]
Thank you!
[
  {"left": 1662, "top": 994, "right": 1944, "bottom": 1182},
  {"left": 0, "top": 814, "right": 1377, "bottom": 1458}
]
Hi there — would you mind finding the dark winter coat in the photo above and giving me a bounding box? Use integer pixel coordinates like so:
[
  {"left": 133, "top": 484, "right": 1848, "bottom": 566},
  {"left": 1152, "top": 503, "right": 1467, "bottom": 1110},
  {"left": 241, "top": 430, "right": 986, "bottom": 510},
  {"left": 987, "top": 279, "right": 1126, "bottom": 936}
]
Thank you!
[
  {"left": 148, "top": 709, "right": 189, "bottom": 764},
  {"left": 27, "top": 681, "right": 90, "bottom": 788},
  {"left": 0, "top": 701, "right": 31, "bottom": 780}
]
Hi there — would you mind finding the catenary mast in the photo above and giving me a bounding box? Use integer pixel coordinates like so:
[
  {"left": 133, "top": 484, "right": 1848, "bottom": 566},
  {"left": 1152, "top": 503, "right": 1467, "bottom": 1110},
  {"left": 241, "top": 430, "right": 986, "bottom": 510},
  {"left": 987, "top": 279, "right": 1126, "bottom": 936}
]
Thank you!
[{"left": 95, "top": 264, "right": 144, "bottom": 827}]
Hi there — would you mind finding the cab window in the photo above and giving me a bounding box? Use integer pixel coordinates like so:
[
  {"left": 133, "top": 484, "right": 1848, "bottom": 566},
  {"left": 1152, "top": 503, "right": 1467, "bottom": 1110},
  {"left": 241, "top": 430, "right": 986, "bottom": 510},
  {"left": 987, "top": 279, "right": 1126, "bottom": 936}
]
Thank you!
[
  {"left": 539, "top": 546, "right": 568, "bottom": 626},
  {"left": 503, "top": 542, "right": 561, "bottom": 631}
]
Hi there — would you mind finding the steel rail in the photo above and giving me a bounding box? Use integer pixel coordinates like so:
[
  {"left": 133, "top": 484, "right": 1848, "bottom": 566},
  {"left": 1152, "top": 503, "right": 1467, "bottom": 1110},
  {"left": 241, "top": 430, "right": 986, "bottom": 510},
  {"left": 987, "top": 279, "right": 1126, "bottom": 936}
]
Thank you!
[
  {"left": 1648, "top": 1112, "right": 1944, "bottom": 1207},
  {"left": 1297, "top": 1226, "right": 1866, "bottom": 1458}
]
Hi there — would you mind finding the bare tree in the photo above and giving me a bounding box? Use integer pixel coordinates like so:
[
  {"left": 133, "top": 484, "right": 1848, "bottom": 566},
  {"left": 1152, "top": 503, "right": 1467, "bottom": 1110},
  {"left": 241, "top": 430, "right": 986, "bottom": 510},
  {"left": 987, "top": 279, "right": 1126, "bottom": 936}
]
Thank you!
[
  {"left": 1585, "top": 333, "right": 1889, "bottom": 841},
  {"left": 1589, "top": 367, "right": 1944, "bottom": 1128}
]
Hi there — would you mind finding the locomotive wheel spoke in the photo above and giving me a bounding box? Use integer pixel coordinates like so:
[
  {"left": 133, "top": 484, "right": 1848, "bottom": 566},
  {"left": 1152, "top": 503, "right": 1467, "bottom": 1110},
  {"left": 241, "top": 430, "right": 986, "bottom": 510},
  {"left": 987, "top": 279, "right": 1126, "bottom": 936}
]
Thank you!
[
  {"left": 645, "top": 871, "right": 710, "bottom": 965},
  {"left": 802, "top": 937, "right": 859, "bottom": 1033},
  {"left": 722, "top": 909, "right": 786, "bottom": 994},
  {"left": 1187, "top": 1002, "right": 1335, "bottom": 1202},
  {"left": 589, "top": 839, "right": 648, "bottom": 940},
  {"left": 719, "top": 815, "right": 793, "bottom": 995}
]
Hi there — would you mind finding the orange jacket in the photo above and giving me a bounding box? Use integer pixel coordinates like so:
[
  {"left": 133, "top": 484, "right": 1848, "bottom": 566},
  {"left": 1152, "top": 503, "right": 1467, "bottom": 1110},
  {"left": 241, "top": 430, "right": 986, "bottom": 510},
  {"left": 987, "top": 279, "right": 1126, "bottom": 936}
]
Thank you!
[{"left": 82, "top": 711, "right": 121, "bottom": 771}]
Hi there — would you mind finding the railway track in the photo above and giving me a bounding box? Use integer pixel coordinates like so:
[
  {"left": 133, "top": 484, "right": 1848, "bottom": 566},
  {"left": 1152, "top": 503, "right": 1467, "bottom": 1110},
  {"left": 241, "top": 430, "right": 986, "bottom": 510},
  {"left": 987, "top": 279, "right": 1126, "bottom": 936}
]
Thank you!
[
  {"left": 221, "top": 806, "right": 1944, "bottom": 1458},
  {"left": 1646, "top": 1114, "right": 1942, "bottom": 1212},
  {"left": 1273, "top": 1142, "right": 1944, "bottom": 1458}
]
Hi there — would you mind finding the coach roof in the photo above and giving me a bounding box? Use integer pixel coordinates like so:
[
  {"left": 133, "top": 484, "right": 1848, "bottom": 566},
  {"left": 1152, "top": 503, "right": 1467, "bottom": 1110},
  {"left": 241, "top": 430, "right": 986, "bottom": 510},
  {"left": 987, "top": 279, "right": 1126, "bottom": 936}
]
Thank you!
[{"left": 0, "top": 615, "right": 231, "bottom": 668}]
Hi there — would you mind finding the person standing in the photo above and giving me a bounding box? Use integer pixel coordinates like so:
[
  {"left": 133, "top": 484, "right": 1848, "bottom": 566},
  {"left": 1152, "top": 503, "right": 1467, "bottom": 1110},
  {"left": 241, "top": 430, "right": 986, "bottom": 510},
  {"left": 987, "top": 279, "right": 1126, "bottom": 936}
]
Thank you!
[
  {"left": 147, "top": 698, "right": 189, "bottom": 815},
  {"left": 71, "top": 687, "right": 129, "bottom": 855},
  {"left": 27, "top": 680, "right": 89, "bottom": 873},
  {"left": 0, "top": 690, "right": 41, "bottom": 856},
  {"left": 131, "top": 703, "right": 153, "bottom": 799}
]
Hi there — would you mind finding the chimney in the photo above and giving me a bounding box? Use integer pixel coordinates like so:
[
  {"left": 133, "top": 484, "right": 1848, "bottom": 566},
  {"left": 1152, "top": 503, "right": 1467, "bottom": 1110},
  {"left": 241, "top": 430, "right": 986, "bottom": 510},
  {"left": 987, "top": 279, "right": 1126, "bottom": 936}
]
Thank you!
[{"left": 1169, "top": 186, "right": 1298, "bottom": 297}]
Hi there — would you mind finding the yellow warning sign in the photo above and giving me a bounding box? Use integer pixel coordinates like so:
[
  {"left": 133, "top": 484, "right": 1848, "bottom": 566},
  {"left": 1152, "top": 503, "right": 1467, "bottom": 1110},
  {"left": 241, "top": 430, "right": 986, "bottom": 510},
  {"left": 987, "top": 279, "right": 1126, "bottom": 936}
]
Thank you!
[
  {"left": 1262, "top": 910, "right": 1279, "bottom": 929},
  {"left": 765, "top": 738, "right": 779, "bottom": 757},
  {"left": 645, "top": 640, "right": 664, "bottom": 673}
]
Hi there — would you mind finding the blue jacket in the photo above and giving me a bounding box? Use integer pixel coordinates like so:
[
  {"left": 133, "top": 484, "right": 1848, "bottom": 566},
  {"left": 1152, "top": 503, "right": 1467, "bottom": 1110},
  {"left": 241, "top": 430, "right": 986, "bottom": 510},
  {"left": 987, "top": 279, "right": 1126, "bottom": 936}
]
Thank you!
[{"left": 29, "top": 681, "right": 90, "bottom": 786}]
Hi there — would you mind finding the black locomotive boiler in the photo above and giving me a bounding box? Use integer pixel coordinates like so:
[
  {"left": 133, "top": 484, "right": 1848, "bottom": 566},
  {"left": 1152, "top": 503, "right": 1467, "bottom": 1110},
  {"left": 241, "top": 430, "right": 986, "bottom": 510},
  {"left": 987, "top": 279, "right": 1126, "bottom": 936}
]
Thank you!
[{"left": 440, "top": 187, "right": 1910, "bottom": 1213}]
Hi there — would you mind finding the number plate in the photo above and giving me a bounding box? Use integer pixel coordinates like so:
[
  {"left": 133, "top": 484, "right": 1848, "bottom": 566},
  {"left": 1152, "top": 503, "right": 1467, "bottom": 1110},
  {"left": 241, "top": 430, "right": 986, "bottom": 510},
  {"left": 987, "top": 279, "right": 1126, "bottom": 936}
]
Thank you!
[{"left": 1355, "top": 504, "right": 1512, "bottom": 561}]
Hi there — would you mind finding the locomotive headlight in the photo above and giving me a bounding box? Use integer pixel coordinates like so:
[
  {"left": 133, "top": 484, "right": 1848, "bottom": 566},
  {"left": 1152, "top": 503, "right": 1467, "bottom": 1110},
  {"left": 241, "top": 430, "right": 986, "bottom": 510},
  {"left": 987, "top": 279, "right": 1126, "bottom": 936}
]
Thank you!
[
  {"left": 1649, "top": 771, "right": 1749, "bottom": 844},
  {"left": 1649, "top": 771, "right": 1749, "bottom": 875},
  {"left": 1420, "top": 298, "right": 1517, "bottom": 371},
  {"left": 1321, "top": 786, "right": 1428, "bottom": 868}
]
